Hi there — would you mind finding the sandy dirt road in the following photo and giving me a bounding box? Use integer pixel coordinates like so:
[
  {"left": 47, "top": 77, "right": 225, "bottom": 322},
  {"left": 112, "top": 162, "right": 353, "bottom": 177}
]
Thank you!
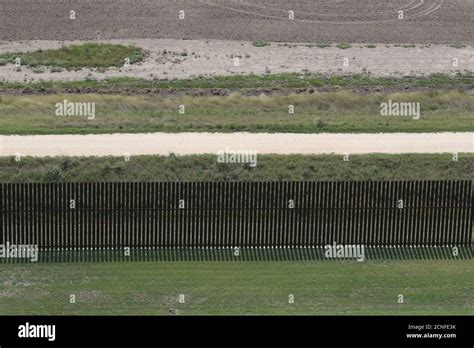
[
  {"left": 0, "top": 0, "right": 473, "bottom": 44},
  {"left": 1, "top": 39, "right": 472, "bottom": 83},
  {"left": 1, "top": 132, "right": 472, "bottom": 157}
]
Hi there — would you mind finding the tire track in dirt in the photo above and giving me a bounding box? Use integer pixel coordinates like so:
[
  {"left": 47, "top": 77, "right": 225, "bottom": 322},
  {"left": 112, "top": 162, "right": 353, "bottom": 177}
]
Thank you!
[
  {"left": 199, "top": 0, "right": 444, "bottom": 24},
  {"left": 0, "top": 0, "right": 472, "bottom": 44}
]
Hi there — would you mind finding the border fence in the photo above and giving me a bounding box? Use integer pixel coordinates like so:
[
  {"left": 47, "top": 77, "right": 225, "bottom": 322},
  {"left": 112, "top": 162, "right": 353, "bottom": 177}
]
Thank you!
[{"left": 0, "top": 181, "right": 472, "bottom": 262}]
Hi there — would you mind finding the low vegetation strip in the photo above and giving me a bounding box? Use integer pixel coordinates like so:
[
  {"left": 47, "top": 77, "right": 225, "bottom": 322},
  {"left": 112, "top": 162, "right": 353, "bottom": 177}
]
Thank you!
[
  {"left": 0, "top": 154, "right": 472, "bottom": 183},
  {"left": 0, "top": 261, "right": 472, "bottom": 315},
  {"left": 0, "top": 91, "right": 472, "bottom": 134},
  {"left": 0, "top": 73, "right": 472, "bottom": 92},
  {"left": 0, "top": 43, "right": 144, "bottom": 69}
]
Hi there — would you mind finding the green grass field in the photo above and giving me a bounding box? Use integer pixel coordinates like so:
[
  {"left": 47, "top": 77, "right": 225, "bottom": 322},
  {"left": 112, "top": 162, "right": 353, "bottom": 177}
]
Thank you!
[
  {"left": 0, "top": 260, "right": 472, "bottom": 315},
  {"left": 1, "top": 154, "right": 472, "bottom": 183},
  {"left": 0, "top": 43, "right": 144, "bottom": 69},
  {"left": 1, "top": 91, "right": 472, "bottom": 134}
]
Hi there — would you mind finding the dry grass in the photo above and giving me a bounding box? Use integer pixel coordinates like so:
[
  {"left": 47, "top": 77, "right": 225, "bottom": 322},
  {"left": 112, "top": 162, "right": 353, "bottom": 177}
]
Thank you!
[{"left": 0, "top": 91, "right": 472, "bottom": 134}]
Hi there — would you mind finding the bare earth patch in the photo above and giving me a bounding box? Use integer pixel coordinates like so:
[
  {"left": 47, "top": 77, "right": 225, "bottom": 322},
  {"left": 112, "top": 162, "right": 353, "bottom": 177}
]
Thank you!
[{"left": 0, "top": 39, "right": 472, "bottom": 83}]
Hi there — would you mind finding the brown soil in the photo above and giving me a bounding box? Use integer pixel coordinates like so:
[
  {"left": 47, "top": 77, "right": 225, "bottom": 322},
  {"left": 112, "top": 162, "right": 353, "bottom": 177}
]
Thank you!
[
  {"left": 1, "top": 85, "right": 472, "bottom": 97},
  {"left": 0, "top": 0, "right": 472, "bottom": 44}
]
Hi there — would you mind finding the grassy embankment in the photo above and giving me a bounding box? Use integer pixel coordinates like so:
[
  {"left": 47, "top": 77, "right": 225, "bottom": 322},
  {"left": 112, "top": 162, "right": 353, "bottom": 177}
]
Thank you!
[
  {"left": 0, "top": 154, "right": 472, "bottom": 183},
  {"left": 0, "top": 91, "right": 472, "bottom": 134}
]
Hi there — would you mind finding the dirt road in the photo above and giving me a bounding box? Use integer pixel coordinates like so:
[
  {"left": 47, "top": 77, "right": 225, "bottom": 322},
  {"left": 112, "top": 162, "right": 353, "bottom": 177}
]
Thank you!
[
  {"left": 1, "top": 132, "right": 472, "bottom": 157},
  {"left": 0, "top": 0, "right": 472, "bottom": 44}
]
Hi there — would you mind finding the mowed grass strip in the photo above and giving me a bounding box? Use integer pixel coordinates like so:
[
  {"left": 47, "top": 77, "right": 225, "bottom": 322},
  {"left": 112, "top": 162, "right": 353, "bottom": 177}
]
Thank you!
[
  {"left": 0, "top": 43, "right": 144, "bottom": 69},
  {"left": 0, "top": 260, "right": 472, "bottom": 315},
  {"left": 0, "top": 91, "right": 472, "bottom": 134},
  {"left": 0, "top": 73, "right": 472, "bottom": 90},
  {"left": 1, "top": 154, "right": 472, "bottom": 183}
]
